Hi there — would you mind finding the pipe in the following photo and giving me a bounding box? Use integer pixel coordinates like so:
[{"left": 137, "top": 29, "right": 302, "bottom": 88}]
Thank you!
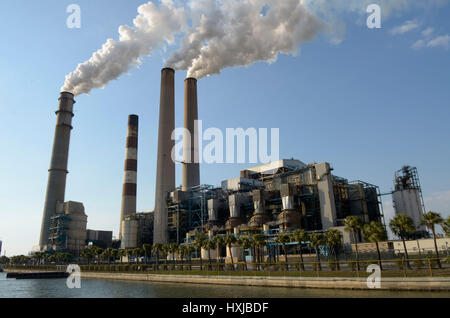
[
  {"left": 39, "top": 92, "right": 75, "bottom": 248},
  {"left": 119, "top": 114, "right": 138, "bottom": 240},
  {"left": 153, "top": 68, "right": 175, "bottom": 244},
  {"left": 182, "top": 77, "right": 200, "bottom": 191}
]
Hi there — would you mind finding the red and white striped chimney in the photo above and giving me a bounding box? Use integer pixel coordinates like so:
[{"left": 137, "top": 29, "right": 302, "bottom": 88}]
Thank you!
[{"left": 119, "top": 114, "right": 138, "bottom": 240}]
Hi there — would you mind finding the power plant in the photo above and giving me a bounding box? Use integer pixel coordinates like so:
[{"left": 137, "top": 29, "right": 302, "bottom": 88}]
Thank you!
[{"left": 37, "top": 68, "right": 431, "bottom": 256}]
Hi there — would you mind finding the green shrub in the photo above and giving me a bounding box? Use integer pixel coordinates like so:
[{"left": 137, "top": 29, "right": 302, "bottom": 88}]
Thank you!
[
  {"left": 225, "top": 263, "right": 234, "bottom": 271},
  {"left": 425, "top": 256, "right": 438, "bottom": 268},
  {"left": 328, "top": 260, "right": 337, "bottom": 270},
  {"left": 413, "top": 259, "right": 424, "bottom": 270},
  {"left": 312, "top": 262, "right": 320, "bottom": 271},
  {"left": 395, "top": 258, "right": 404, "bottom": 270},
  {"left": 347, "top": 261, "right": 356, "bottom": 271},
  {"left": 446, "top": 256, "right": 450, "bottom": 265},
  {"left": 294, "top": 262, "right": 303, "bottom": 271}
]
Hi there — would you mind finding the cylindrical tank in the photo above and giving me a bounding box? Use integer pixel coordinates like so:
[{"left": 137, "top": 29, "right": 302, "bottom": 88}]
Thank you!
[
  {"left": 121, "top": 217, "right": 138, "bottom": 249},
  {"left": 65, "top": 201, "right": 87, "bottom": 257}
]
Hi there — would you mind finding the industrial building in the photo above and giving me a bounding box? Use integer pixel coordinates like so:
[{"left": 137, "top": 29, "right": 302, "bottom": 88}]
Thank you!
[
  {"left": 166, "top": 159, "right": 384, "bottom": 246},
  {"left": 392, "top": 166, "right": 427, "bottom": 234},
  {"left": 38, "top": 69, "right": 431, "bottom": 259},
  {"left": 121, "top": 211, "right": 154, "bottom": 249}
]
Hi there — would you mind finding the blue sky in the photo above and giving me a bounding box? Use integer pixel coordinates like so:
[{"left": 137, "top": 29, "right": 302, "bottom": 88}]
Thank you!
[{"left": 1, "top": 0, "right": 449, "bottom": 255}]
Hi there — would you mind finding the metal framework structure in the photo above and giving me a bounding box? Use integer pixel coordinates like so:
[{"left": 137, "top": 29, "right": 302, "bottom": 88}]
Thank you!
[
  {"left": 48, "top": 214, "right": 70, "bottom": 252},
  {"left": 167, "top": 185, "right": 217, "bottom": 243},
  {"left": 394, "top": 165, "right": 426, "bottom": 213}
]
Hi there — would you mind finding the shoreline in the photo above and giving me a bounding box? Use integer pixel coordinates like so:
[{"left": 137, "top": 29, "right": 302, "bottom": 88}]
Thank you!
[
  {"left": 5, "top": 269, "right": 450, "bottom": 291},
  {"left": 80, "top": 272, "right": 450, "bottom": 292}
]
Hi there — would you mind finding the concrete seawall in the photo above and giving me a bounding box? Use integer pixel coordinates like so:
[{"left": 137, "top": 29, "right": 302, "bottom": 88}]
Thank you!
[{"left": 79, "top": 272, "right": 450, "bottom": 292}]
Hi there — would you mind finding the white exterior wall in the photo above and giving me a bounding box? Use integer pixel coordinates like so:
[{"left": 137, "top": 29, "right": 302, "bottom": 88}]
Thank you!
[
  {"left": 393, "top": 238, "right": 450, "bottom": 255},
  {"left": 392, "top": 189, "right": 426, "bottom": 231},
  {"left": 315, "top": 162, "right": 337, "bottom": 229}
]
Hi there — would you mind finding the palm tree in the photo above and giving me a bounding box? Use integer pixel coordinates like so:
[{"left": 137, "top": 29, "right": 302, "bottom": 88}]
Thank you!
[
  {"left": 421, "top": 211, "right": 444, "bottom": 269},
  {"left": 134, "top": 248, "right": 144, "bottom": 264},
  {"left": 142, "top": 244, "right": 152, "bottom": 264},
  {"left": 94, "top": 247, "right": 104, "bottom": 264},
  {"left": 184, "top": 244, "right": 195, "bottom": 270},
  {"left": 362, "top": 221, "right": 388, "bottom": 270},
  {"left": 344, "top": 216, "right": 363, "bottom": 270},
  {"left": 442, "top": 216, "right": 450, "bottom": 237},
  {"left": 203, "top": 239, "right": 216, "bottom": 269},
  {"left": 224, "top": 234, "right": 237, "bottom": 270},
  {"left": 290, "top": 229, "right": 308, "bottom": 270},
  {"left": 102, "top": 248, "right": 112, "bottom": 264},
  {"left": 238, "top": 235, "right": 251, "bottom": 270},
  {"left": 325, "top": 229, "right": 342, "bottom": 270},
  {"left": 169, "top": 243, "right": 179, "bottom": 263},
  {"left": 118, "top": 249, "right": 126, "bottom": 264},
  {"left": 275, "top": 233, "right": 291, "bottom": 266},
  {"left": 152, "top": 243, "right": 163, "bottom": 269},
  {"left": 126, "top": 248, "right": 134, "bottom": 264},
  {"left": 111, "top": 249, "right": 119, "bottom": 264},
  {"left": 178, "top": 244, "right": 186, "bottom": 264},
  {"left": 389, "top": 214, "right": 415, "bottom": 269},
  {"left": 309, "top": 232, "right": 325, "bottom": 271},
  {"left": 195, "top": 233, "right": 207, "bottom": 271},
  {"left": 212, "top": 235, "right": 225, "bottom": 263},
  {"left": 252, "top": 234, "right": 266, "bottom": 270}
]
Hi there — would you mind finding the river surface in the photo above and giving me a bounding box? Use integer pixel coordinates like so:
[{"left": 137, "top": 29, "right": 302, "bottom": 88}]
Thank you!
[{"left": 1, "top": 273, "right": 449, "bottom": 298}]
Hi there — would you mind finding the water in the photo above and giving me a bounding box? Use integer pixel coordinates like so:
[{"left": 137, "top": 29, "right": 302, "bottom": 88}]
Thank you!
[{"left": 1, "top": 273, "right": 449, "bottom": 298}]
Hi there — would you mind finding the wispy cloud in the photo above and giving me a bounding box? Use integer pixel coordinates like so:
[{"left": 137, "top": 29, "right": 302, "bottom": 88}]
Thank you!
[
  {"left": 411, "top": 39, "right": 425, "bottom": 49},
  {"left": 421, "top": 27, "right": 434, "bottom": 37},
  {"left": 390, "top": 20, "right": 420, "bottom": 35},
  {"left": 427, "top": 34, "right": 450, "bottom": 49},
  {"left": 412, "top": 33, "right": 450, "bottom": 50}
]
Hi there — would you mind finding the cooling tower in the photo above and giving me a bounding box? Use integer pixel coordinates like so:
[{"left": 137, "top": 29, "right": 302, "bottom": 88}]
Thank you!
[
  {"left": 39, "top": 92, "right": 75, "bottom": 248},
  {"left": 119, "top": 115, "right": 139, "bottom": 240},
  {"left": 182, "top": 78, "right": 200, "bottom": 191},
  {"left": 153, "top": 68, "right": 175, "bottom": 244}
]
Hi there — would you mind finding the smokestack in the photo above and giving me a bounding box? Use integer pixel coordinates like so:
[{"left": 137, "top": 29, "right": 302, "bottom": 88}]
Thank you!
[
  {"left": 153, "top": 68, "right": 175, "bottom": 244},
  {"left": 182, "top": 77, "right": 200, "bottom": 191},
  {"left": 119, "top": 115, "right": 139, "bottom": 240},
  {"left": 39, "top": 92, "right": 75, "bottom": 248}
]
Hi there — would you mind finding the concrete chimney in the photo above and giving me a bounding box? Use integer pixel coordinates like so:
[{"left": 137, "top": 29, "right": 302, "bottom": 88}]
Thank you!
[
  {"left": 39, "top": 92, "right": 75, "bottom": 248},
  {"left": 119, "top": 114, "right": 139, "bottom": 240},
  {"left": 153, "top": 68, "right": 175, "bottom": 244},
  {"left": 182, "top": 78, "right": 200, "bottom": 191}
]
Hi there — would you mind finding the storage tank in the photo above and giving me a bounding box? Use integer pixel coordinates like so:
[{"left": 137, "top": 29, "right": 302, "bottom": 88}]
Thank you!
[
  {"left": 64, "top": 201, "right": 87, "bottom": 257},
  {"left": 392, "top": 166, "right": 426, "bottom": 231},
  {"left": 121, "top": 216, "right": 138, "bottom": 249}
]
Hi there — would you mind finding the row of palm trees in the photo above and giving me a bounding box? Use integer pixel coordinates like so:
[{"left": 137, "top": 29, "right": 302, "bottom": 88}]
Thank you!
[
  {"left": 389, "top": 211, "right": 449, "bottom": 269},
  {"left": 348, "top": 211, "right": 450, "bottom": 271}
]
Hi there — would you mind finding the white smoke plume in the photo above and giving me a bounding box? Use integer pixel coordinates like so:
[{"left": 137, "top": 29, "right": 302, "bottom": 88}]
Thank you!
[
  {"left": 166, "top": 0, "right": 324, "bottom": 79},
  {"left": 62, "top": 0, "right": 449, "bottom": 95},
  {"left": 61, "top": 0, "right": 186, "bottom": 96}
]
